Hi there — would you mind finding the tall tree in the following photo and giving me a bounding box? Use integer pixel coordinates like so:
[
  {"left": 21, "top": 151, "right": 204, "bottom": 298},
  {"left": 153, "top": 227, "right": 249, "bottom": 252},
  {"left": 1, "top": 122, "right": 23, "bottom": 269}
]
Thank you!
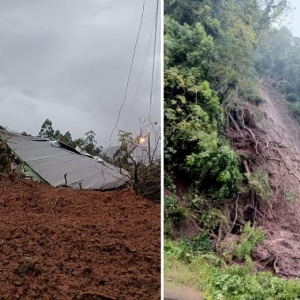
[{"left": 38, "top": 118, "right": 55, "bottom": 139}]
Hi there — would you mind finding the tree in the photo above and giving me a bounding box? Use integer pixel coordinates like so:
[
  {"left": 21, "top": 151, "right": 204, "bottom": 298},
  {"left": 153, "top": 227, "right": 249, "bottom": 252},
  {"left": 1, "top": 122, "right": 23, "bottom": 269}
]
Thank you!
[
  {"left": 83, "top": 130, "right": 96, "bottom": 146},
  {"left": 82, "top": 130, "right": 102, "bottom": 156},
  {"left": 164, "top": 0, "right": 290, "bottom": 197},
  {"left": 21, "top": 132, "right": 32, "bottom": 136},
  {"left": 37, "top": 119, "right": 103, "bottom": 157},
  {"left": 115, "top": 120, "right": 161, "bottom": 202},
  {"left": 38, "top": 118, "right": 55, "bottom": 139}
]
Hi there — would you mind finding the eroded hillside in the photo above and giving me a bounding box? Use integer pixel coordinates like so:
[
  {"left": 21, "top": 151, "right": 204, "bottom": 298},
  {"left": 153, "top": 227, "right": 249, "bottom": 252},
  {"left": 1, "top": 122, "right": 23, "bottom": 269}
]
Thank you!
[{"left": 249, "top": 78, "right": 300, "bottom": 277}]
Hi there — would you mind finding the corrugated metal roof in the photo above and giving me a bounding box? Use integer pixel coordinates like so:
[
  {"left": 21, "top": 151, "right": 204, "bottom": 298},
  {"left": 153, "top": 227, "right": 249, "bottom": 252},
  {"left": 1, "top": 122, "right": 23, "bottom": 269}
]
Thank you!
[{"left": 0, "top": 130, "right": 128, "bottom": 190}]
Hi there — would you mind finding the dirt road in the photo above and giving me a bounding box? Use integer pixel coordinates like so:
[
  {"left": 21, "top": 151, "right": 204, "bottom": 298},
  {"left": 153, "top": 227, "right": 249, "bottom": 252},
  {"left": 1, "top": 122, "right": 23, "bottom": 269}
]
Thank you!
[{"left": 164, "top": 281, "right": 204, "bottom": 300}]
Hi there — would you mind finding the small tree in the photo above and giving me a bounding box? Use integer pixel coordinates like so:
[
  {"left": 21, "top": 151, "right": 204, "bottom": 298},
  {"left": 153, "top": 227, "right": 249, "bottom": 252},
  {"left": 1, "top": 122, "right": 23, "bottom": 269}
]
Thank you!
[
  {"left": 115, "top": 119, "right": 161, "bottom": 202},
  {"left": 21, "top": 132, "right": 32, "bottom": 136},
  {"left": 0, "top": 135, "right": 20, "bottom": 177}
]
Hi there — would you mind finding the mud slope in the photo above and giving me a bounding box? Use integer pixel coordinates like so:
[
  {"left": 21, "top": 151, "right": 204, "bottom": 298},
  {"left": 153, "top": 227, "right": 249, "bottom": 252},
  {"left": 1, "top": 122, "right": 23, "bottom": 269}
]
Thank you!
[
  {"left": 0, "top": 180, "right": 160, "bottom": 299},
  {"left": 252, "top": 79, "right": 300, "bottom": 277}
]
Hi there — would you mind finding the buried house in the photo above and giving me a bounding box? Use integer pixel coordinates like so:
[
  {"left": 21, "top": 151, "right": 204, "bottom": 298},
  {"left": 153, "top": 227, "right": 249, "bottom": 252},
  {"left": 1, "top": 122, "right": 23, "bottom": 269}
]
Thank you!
[{"left": 0, "top": 130, "right": 128, "bottom": 190}]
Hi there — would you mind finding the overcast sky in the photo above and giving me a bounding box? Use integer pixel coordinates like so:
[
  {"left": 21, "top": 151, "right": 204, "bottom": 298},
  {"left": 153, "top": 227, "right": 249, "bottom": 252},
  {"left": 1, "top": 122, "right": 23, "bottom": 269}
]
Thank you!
[
  {"left": 289, "top": 0, "right": 300, "bottom": 37},
  {"left": 0, "top": 0, "right": 161, "bottom": 147}
]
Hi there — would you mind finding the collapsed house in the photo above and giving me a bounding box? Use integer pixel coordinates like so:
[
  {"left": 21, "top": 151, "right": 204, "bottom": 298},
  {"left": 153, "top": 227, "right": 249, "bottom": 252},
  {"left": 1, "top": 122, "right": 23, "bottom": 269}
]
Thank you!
[{"left": 0, "top": 130, "right": 128, "bottom": 190}]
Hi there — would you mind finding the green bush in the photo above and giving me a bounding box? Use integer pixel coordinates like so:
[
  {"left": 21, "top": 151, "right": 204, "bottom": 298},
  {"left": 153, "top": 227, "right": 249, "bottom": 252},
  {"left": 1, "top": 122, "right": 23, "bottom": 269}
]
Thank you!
[
  {"left": 164, "top": 239, "right": 194, "bottom": 263},
  {"left": 183, "top": 232, "right": 213, "bottom": 253},
  {"left": 206, "top": 266, "right": 300, "bottom": 300},
  {"left": 288, "top": 102, "right": 300, "bottom": 119},
  {"left": 164, "top": 195, "right": 188, "bottom": 226},
  {"left": 286, "top": 93, "right": 300, "bottom": 103},
  {"left": 247, "top": 168, "right": 273, "bottom": 201},
  {"left": 187, "top": 144, "right": 242, "bottom": 198},
  {"left": 276, "top": 81, "right": 295, "bottom": 95},
  {"left": 247, "top": 93, "right": 265, "bottom": 106},
  {"left": 235, "top": 223, "right": 265, "bottom": 260}
]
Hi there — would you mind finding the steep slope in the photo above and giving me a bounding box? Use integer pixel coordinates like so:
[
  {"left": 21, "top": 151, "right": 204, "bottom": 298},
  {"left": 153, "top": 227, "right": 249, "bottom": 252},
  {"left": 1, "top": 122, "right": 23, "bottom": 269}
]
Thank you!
[{"left": 251, "top": 78, "right": 300, "bottom": 277}]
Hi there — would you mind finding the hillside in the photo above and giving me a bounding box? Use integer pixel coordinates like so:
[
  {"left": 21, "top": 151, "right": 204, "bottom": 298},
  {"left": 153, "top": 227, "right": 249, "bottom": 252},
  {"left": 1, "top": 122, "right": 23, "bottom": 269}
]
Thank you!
[
  {"left": 250, "top": 78, "right": 300, "bottom": 277},
  {"left": 164, "top": 0, "right": 300, "bottom": 298},
  {"left": 0, "top": 179, "right": 160, "bottom": 299}
]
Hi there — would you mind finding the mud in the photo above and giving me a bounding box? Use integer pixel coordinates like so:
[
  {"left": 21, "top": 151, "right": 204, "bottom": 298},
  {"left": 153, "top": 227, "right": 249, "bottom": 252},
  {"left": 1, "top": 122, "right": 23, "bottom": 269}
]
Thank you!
[
  {"left": 250, "top": 79, "right": 300, "bottom": 277},
  {"left": 0, "top": 179, "right": 160, "bottom": 299}
]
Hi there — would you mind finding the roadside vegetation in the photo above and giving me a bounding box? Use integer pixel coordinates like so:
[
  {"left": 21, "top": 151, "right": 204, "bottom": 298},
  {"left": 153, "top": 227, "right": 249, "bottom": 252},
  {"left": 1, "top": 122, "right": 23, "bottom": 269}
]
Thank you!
[{"left": 165, "top": 239, "right": 300, "bottom": 300}]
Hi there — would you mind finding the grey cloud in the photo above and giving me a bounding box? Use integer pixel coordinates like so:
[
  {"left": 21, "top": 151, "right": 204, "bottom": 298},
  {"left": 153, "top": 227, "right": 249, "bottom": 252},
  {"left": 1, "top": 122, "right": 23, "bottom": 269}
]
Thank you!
[{"left": 0, "top": 0, "right": 161, "bottom": 147}]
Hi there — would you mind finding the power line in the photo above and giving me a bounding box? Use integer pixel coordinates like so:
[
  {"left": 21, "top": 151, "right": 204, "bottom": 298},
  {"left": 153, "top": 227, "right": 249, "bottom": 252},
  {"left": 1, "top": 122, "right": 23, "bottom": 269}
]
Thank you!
[
  {"left": 124, "top": 16, "right": 156, "bottom": 130},
  {"left": 149, "top": 0, "right": 160, "bottom": 118},
  {"left": 106, "top": 0, "right": 146, "bottom": 153},
  {"left": 152, "top": 48, "right": 161, "bottom": 118}
]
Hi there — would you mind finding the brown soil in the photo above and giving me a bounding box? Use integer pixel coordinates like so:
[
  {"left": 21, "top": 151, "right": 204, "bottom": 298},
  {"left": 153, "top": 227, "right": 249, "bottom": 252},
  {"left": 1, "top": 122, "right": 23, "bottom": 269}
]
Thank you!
[
  {"left": 249, "top": 78, "right": 300, "bottom": 277},
  {"left": 0, "top": 179, "right": 160, "bottom": 299}
]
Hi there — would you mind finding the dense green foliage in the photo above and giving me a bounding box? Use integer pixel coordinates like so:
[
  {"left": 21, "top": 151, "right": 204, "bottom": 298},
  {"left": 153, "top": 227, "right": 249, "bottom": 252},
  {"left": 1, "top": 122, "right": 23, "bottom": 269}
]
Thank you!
[
  {"left": 164, "top": 0, "right": 289, "bottom": 198},
  {"left": 256, "top": 24, "right": 300, "bottom": 119}
]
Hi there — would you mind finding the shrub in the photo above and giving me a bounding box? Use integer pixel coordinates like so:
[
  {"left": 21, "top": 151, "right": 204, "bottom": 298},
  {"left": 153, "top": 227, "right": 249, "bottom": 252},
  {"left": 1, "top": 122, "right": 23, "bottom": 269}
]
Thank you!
[
  {"left": 164, "top": 194, "right": 188, "bottom": 226},
  {"left": 186, "top": 144, "right": 242, "bottom": 198},
  {"left": 206, "top": 266, "right": 300, "bottom": 300},
  {"left": 247, "top": 93, "right": 265, "bottom": 106},
  {"left": 165, "top": 240, "right": 300, "bottom": 299},
  {"left": 247, "top": 168, "right": 273, "bottom": 201},
  {"left": 235, "top": 222, "right": 265, "bottom": 260},
  {"left": 288, "top": 102, "right": 300, "bottom": 119},
  {"left": 183, "top": 232, "right": 213, "bottom": 253},
  {"left": 286, "top": 93, "right": 300, "bottom": 103}
]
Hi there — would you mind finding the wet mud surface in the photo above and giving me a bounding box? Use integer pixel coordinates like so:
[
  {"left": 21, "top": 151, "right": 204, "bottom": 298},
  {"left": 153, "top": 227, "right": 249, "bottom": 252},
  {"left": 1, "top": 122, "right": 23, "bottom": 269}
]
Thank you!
[
  {"left": 0, "top": 180, "right": 160, "bottom": 299},
  {"left": 251, "top": 79, "right": 300, "bottom": 277}
]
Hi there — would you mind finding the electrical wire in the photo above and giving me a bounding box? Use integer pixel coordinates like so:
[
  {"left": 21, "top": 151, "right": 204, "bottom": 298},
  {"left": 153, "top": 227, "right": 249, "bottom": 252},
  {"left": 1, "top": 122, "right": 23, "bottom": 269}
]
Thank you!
[
  {"left": 106, "top": 0, "right": 146, "bottom": 154},
  {"left": 152, "top": 52, "right": 161, "bottom": 119},
  {"left": 124, "top": 16, "right": 156, "bottom": 130},
  {"left": 149, "top": 0, "right": 160, "bottom": 118}
]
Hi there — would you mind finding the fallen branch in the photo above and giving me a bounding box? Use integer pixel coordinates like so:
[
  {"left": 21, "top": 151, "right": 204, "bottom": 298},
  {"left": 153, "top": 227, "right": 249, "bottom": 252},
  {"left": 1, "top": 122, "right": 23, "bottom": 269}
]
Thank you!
[
  {"left": 243, "top": 160, "right": 251, "bottom": 175},
  {"left": 274, "top": 256, "right": 279, "bottom": 273},
  {"left": 230, "top": 195, "right": 239, "bottom": 233},
  {"left": 228, "top": 113, "right": 245, "bottom": 137},
  {"left": 267, "top": 157, "right": 282, "bottom": 162}
]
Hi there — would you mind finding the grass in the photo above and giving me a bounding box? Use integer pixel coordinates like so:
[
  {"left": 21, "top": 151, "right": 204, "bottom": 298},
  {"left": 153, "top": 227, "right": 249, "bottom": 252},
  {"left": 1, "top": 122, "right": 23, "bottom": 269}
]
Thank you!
[
  {"left": 164, "top": 239, "right": 217, "bottom": 291},
  {"left": 165, "top": 239, "right": 300, "bottom": 300}
]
